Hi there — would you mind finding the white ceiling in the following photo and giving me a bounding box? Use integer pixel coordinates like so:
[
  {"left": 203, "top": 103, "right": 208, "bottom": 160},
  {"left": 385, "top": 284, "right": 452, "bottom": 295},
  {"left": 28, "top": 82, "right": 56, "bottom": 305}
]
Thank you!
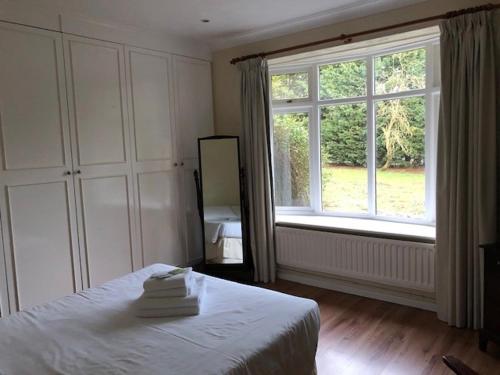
[{"left": 4, "top": 0, "right": 427, "bottom": 49}]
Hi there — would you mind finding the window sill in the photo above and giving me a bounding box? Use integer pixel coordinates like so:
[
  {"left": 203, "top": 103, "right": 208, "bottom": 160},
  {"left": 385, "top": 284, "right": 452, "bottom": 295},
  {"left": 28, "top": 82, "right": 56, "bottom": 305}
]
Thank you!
[{"left": 275, "top": 215, "right": 435, "bottom": 243}]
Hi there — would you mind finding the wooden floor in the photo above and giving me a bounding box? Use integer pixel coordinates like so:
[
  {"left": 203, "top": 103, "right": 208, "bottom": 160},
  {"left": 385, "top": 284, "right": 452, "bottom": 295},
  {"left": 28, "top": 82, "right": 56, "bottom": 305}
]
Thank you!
[{"left": 264, "top": 279, "right": 500, "bottom": 375}]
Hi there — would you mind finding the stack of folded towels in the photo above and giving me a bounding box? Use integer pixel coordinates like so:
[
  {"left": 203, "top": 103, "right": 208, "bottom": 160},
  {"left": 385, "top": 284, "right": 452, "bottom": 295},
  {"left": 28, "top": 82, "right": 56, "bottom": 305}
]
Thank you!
[{"left": 136, "top": 267, "right": 206, "bottom": 318}]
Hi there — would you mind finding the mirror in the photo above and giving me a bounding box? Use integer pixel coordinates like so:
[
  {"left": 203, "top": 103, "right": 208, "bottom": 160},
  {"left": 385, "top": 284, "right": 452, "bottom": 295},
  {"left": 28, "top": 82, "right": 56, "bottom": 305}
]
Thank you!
[{"left": 198, "top": 136, "right": 245, "bottom": 265}]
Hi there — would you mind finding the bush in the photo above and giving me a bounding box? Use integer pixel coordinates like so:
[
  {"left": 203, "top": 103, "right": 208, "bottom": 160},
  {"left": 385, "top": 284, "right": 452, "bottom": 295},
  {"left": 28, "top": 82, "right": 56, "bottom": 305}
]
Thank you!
[
  {"left": 273, "top": 113, "right": 310, "bottom": 206},
  {"left": 321, "top": 104, "right": 367, "bottom": 167}
]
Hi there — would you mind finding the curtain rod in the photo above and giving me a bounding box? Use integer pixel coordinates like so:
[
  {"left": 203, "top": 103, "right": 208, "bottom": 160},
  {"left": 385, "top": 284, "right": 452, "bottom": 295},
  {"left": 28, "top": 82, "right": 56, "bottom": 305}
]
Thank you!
[{"left": 230, "top": 3, "right": 499, "bottom": 64}]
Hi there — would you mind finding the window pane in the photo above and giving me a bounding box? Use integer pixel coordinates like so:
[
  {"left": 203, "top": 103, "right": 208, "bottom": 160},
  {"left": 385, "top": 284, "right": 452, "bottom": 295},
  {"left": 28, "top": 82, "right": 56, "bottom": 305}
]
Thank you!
[
  {"left": 319, "top": 60, "right": 366, "bottom": 100},
  {"left": 321, "top": 103, "right": 368, "bottom": 213},
  {"left": 271, "top": 72, "right": 309, "bottom": 101},
  {"left": 376, "top": 97, "right": 425, "bottom": 218},
  {"left": 375, "top": 48, "right": 426, "bottom": 95},
  {"left": 273, "top": 112, "right": 310, "bottom": 207}
]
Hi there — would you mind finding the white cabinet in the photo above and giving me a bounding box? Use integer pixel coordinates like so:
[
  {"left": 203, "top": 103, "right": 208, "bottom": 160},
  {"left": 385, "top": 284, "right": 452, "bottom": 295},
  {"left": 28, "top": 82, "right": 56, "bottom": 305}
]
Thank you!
[
  {"left": 125, "top": 47, "right": 184, "bottom": 267},
  {"left": 64, "top": 35, "right": 138, "bottom": 288},
  {"left": 0, "top": 23, "right": 214, "bottom": 316},
  {"left": 173, "top": 56, "right": 214, "bottom": 161},
  {"left": 173, "top": 56, "right": 214, "bottom": 264},
  {"left": 0, "top": 23, "right": 81, "bottom": 313}
]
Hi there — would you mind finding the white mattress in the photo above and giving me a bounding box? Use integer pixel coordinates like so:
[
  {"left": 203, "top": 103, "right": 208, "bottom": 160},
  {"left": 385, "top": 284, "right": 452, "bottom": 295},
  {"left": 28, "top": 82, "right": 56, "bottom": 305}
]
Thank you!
[
  {"left": 0, "top": 264, "right": 320, "bottom": 375},
  {"left": 204, "top": 206, "right": 243, "bottom": 243}
]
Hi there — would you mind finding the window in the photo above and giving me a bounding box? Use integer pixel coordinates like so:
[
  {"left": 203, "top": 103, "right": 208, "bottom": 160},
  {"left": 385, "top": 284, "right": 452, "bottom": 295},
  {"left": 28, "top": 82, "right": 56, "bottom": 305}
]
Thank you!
[
  {"left": 271, "top": 70, "right": 310, "bottom": 102},
  {"left": 273, "top": 111, "right": 311, "bottom": 207},
  {"left": 270, "top": 36, "right": 440, "bottom": 224}
]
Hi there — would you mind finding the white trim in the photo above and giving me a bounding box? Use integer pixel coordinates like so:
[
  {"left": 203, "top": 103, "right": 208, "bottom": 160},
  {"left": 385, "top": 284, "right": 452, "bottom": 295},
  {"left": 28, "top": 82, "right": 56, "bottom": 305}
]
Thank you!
[
  {"left": 317, "top": 96, "right": 367, "bottom": 106},
  {"left": 60, "top": 13, "right": 211, "bottom": 61},
  {"left": 424, "top": 44, "right": 433, "bottom": 223},
  {"left": 275, "top": 214, "right": 435, "bottom": 240},
  {"left": 211, "top": 0, "right": 428, "bottom": 50},
  {"left": 367, "top": 56, "right": 376, "bottom": 216},
  {"left": 275, "top": 209, "right": 435, "bottom": 226},
  {"left": 269, "top": 27, "right": 439, "bottom": 67},
  {"left": 278, "top": 266, "right": 437, "bottom": 312},
  {"left": 311, "top": 66, "right": 322, "bottom": 213},
  {"left": 0, "top": 2, "right": 211, "bottom": 61}
]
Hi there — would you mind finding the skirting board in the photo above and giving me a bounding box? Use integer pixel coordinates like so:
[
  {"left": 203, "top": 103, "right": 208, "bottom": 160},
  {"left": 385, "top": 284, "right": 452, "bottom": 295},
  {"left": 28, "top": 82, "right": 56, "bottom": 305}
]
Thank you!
[{"left": 278, "top": 265, "right": 437, "bottom": 312}]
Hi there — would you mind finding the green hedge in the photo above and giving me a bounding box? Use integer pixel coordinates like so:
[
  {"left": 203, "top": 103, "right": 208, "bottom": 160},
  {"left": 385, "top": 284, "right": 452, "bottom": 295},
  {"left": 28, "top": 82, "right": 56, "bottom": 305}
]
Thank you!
[{"left": 320, "top": 96, "right": 425, "bottom": 168}]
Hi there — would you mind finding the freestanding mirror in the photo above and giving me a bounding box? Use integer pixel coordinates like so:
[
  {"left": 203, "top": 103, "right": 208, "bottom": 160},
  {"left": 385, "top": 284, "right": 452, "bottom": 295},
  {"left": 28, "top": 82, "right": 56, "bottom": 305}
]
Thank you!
[{"left": 197, "top": 136, "right": 248, "bottom": 269}]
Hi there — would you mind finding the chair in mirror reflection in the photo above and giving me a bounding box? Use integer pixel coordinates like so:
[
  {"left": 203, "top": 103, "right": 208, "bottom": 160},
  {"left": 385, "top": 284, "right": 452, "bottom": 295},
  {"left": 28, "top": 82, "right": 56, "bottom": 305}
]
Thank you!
[{"left": 198, "top": 136, "right": 245, "bottom": 265}]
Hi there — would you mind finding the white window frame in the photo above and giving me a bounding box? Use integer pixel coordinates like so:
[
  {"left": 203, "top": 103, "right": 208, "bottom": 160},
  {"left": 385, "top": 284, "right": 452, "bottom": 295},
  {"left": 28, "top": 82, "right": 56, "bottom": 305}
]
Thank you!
[{"left": 270, "top": 37, "right": 440, "bottom": 226}]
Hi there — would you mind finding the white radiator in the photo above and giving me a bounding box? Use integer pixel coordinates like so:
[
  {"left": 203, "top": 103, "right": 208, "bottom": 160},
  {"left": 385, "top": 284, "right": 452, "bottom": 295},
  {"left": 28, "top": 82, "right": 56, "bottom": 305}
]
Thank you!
[{"left": 276, "top": 226, "right": 435, "bottom": 293}]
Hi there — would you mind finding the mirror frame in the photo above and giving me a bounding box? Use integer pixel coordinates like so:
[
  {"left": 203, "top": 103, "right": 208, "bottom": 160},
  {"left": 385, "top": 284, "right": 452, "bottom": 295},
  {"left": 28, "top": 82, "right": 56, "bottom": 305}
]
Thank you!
[{"left": 197, "top": 136, "right": 252, "bottom": 274}]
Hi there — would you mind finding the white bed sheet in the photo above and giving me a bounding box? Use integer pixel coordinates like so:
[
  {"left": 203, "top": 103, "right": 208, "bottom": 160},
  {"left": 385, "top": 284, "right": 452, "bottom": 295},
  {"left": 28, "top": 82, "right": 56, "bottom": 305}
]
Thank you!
[
  {"left": 0, "top": 264, "right": 320, "bottom": 375},
  {"left": 204, "top": 206, "right": 243, "bottom": 243}
]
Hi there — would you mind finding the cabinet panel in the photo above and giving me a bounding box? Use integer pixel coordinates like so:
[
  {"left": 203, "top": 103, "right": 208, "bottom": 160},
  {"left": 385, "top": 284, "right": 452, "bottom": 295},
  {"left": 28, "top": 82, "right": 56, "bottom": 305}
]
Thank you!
[
  {"left": 173, "top": 57, "right": 214, "bottom": 160},
  {"left": 65, "top": 36, "right": 139, "bottom": 288},
  {"left": 138, "top": 171, "right": 183, "bottom": 266},
  {"left": 6, "top": 181, "right": 78, "bottom": 310},
  {"left": 0, "top": 23, "right": 78, "bottom": 315},
  {"left": 0, "top": 24, "right": 67, "bottom": 170},
  {"left": 80, "top": 175, "right": 134, "bottom": 287},
  {"left": 129, "top": 50, "right": 173, "bottom": 162},
  {"left": 126, "top": 46, "right": 183, "bottom": 268},
  {"left": 66, "top": 37, "right": 127, "bottom": 166}
]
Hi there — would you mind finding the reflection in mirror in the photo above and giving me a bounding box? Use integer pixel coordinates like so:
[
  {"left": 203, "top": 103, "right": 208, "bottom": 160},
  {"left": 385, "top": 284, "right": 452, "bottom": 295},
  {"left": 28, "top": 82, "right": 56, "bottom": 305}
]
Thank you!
[{"left": 199, "top": 137, "right": 244, "bottom": 265}]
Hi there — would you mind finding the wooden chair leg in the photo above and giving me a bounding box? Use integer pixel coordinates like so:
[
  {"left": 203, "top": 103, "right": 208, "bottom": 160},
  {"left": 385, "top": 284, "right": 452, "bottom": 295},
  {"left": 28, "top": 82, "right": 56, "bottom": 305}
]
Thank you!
[
  {"left": 442, "top": 355, "right": 478, "bottom": 375},
  {"left": 479, "top": 330, "right": 488, "bottom": 352}
]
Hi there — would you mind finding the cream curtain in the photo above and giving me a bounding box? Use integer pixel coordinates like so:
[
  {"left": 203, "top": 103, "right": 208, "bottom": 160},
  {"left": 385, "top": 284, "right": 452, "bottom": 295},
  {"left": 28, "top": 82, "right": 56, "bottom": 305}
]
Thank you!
[
  {"left": 436, "top": 10, "right": 499, "bottom": 329},
  {"left": 237, "top": 57, "right": 276, "bottom": 283}
]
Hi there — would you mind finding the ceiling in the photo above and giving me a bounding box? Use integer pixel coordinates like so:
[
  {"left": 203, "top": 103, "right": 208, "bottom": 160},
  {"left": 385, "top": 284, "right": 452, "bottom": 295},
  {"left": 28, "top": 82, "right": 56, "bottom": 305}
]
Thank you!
[{"left": 4, "top": 0, "right": 427, "bottom": 49}]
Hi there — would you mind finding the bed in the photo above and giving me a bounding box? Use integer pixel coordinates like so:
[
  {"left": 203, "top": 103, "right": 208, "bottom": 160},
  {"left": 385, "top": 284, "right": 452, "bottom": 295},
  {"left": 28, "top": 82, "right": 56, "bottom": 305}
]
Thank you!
[
  {"left": 204, "top": 206, "right": 244, "bottom": 263},
  {"left": 0, "top": 264, "right": 320, "bottom": 374},
  {"left": 204, "top": 206, "right": 243, "bottom": 242}
]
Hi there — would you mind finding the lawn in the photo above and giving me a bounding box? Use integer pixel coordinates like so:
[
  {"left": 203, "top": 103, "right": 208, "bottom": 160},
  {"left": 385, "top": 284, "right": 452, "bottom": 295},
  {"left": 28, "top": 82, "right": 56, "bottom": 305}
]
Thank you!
[{"left": 321, "top": 165, "right": 425, "bottom": 219}]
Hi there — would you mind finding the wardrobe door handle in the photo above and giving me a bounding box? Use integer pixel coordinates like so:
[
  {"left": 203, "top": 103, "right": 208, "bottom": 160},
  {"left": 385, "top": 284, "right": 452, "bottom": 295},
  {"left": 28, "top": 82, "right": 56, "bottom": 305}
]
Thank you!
[
  {"left": 73, "top": 170, "right": 81, "bottom": 175},
  {"left": 180, "top": 162, "right": 184, "bottom": 166},
  {"left": 64, "top": 171, "right": 71, "bottom": 176},
  {"left": 173, "top": 163, "right": 178, "bottom": 167}
]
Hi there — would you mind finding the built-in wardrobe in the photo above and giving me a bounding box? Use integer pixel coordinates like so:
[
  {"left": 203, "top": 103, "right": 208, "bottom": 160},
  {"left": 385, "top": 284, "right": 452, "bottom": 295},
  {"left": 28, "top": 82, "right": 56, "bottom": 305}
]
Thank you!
[{"left": 0, "top": 21, "right": 213, "bottom": 315}]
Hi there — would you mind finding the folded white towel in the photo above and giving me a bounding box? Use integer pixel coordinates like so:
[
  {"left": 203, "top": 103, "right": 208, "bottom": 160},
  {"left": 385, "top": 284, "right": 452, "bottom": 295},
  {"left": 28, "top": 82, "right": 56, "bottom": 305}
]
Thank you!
[
  {"left": 143, "top": 286, "right": 191, "bottom": 298},
  {"left": 138, "top": 277, "right": 206, "bottom": 310},
  {"left": 143, "top": 267, "right": 193, "bottom": 292},
  {"left": 136, "top": 305, "right": 200, "bottom": 318}
]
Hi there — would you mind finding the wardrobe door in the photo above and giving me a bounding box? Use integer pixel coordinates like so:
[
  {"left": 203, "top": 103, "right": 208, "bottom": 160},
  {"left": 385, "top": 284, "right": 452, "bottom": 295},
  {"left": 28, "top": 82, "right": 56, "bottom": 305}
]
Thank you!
[
  {"left": 173, "top": 56, "right": 214, "bottom": 161},
  {"left": 64, "top": 35, "right": 138, "bottom": 288},
  {"left": 126, "top": 47, "right": 184, "bottom": 267},
  {"left": 0, "top": 23, "right": 81, "bottom": 314},
  {"left": 173, "top": 56, "right": 214, "bottom": 264}
]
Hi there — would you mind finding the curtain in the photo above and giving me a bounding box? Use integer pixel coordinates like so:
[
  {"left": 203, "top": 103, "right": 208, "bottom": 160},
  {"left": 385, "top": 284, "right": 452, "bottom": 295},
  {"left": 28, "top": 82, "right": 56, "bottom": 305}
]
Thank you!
[
  {"left": 237, "top": 57, "right": 276, "bottom": 283},
  {"left": 436, "top": 10, "right": 499, "bottom": 329}
]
